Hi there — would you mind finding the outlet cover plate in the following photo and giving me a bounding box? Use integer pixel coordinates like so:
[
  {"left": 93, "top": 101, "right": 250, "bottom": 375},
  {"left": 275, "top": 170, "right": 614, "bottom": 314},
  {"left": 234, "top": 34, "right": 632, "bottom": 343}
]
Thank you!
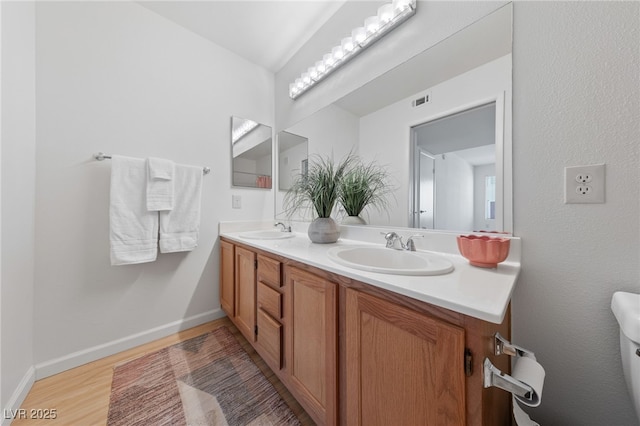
[{"left": 564, "top": 164, "right": 605, "bottom": 204}]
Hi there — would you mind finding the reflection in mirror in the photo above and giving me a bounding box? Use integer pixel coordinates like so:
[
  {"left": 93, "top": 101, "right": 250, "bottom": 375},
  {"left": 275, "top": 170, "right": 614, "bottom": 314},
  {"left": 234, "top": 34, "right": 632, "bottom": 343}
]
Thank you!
[
  {"left": 231, "top": 116, "right": 273, "bottom": 189},
  {"left": 275, "top": 4, "right": 512, "bottom": 233},
  {"left": 410, "top": 102, "right": 498, "bottom": 231},
  {"left": 277, "top": 131, "right": 308, "bottom": 191}
]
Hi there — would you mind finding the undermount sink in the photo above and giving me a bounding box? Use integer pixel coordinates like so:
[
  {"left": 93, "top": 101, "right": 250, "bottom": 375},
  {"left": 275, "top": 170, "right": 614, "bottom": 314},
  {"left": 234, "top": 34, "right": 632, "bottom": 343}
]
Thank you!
[
  {"left": 326, "top": 246, "right": 454, "bottom": 276},
  {"left": 239, "top": 230, "right": 295, "bottom": 240}
]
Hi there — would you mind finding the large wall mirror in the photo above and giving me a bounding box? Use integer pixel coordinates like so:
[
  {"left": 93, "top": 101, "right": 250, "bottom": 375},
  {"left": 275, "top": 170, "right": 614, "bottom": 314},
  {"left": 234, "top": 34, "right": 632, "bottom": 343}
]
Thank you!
[
  {"left": 275, "top": 4, "right": 512, "bottom": 233},
  {"left": 231, "top": 116, "right": 273, "bottom": 189}
]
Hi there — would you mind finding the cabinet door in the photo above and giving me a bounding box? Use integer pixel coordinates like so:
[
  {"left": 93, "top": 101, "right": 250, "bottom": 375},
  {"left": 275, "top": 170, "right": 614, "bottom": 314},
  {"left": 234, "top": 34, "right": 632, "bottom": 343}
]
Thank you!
[
  {"left": 284, "top": 266, "right": 337, "bottom": 426},
  {"left": 345, "top": 288, "right": 466, "bottom": 426},
  {"left": 219, "top": 240, "right": 235, "bottom": 317},
  {"left": 235, "top": 246, "right": 256, "bottom": 343}
]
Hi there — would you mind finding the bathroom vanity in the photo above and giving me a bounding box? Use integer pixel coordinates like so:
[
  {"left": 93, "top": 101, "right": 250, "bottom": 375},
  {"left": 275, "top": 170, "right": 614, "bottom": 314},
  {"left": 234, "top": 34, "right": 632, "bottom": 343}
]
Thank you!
[{"left": 219, "top": 227, "right": 519, "bottom": 426}]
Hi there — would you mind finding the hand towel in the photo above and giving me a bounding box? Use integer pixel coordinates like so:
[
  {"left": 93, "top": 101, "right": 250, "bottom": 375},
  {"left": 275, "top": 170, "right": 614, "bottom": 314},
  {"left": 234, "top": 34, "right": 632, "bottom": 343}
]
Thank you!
[
  {"left": 110, "top": 155, "right": 159, "bottom": 265},
  {"left": 146, "top": 157, "right": 175, "bottom": 211},
  {"left": 159, "top": 164, "right": 203, "bottom": 253}
]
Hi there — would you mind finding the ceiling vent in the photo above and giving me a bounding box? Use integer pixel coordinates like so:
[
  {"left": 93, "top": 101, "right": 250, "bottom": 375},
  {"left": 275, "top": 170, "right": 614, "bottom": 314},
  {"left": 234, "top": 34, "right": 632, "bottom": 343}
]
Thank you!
[{"left": 412, "top": 93, "right": 431, "bottom": 107}]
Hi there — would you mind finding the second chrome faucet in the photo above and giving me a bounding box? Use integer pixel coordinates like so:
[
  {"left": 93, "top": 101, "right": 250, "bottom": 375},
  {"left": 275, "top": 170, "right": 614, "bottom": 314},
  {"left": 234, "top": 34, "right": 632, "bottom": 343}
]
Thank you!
[{"left": 382, "top": 232, "right": 423, "bottom": 251}]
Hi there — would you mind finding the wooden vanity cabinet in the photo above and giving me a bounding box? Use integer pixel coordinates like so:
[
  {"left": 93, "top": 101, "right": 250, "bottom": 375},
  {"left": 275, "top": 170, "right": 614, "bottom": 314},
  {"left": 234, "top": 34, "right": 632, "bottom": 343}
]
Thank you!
[
  {"left": 234, "top": 245, "right": 257, "bottom": 343},
  {"left": 344, "top": 288, "right": 466, "bottom": 425},
  {"left": 219, "top": 237, "right": 511, "bottom": 426},
  {"left": 219, "top": 240, "right": 235, "bottom": 317},
  {"left": 255, "top": 255, "right": 284, "bottom": 372},
  {"left": 283, "top": 265, "right": 338, "bottom": 426}
]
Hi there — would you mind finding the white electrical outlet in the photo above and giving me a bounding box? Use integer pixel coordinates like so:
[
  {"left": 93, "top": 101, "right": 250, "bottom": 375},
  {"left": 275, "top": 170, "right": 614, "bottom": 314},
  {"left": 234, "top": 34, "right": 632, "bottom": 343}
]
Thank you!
[
  {"left": 232, "top": 195, "right": 242, "bottom": 209},
  {"left": 564, "top": 164, "right": 605, "bottom": 204}
]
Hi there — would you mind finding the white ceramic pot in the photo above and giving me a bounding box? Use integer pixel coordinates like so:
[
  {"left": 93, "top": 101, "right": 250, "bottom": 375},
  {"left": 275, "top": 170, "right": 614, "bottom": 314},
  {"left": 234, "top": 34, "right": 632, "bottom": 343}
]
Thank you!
[{"left": 308, "top": 217, "right": 340, "bottom": 243}]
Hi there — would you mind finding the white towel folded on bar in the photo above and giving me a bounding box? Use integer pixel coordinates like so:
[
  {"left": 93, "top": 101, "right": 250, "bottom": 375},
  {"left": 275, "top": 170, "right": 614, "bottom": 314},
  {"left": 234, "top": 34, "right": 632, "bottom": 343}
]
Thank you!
[
  {"left": 159, "top": 164, "right": 203, "bottom": 253},
  {"left": 110, "top": 155, "right": 158, "bottom": 265},
  {"left": 146, "top": 157, "right": 175, "bottom": 211}
]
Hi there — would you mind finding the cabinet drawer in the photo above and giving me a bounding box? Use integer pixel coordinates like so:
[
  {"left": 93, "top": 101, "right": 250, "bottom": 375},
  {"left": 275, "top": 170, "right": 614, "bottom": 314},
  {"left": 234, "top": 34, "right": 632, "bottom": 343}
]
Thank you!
[
  {"left": 256, "top": 309, "right": 282, "bottom": 370},
  {"left": 257, "top": 255, "right": 281, "bottom": 289},
  {"left": 258, "top": 281, "right": 282, "bottom": 319}
]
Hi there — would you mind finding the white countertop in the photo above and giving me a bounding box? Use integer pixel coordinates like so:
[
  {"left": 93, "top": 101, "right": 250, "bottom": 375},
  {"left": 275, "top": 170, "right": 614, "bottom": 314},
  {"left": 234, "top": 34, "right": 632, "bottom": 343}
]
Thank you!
[{"left": 220, "top": 224, "right": 520, "bottom": 324}]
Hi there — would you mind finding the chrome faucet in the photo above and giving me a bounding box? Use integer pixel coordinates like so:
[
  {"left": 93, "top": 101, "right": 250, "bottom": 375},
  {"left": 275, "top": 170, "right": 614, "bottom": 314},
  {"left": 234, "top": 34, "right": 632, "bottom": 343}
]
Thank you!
[
  {"left": 404, "top": 234, "right": 424, "bottom": 252},
  {"left": 382, "top": 232, "right": 404, "bottom": 250},
  {"left": 274, "top": 222, "right": 291, "bottom": 232},
  {"left": 382, "top": 232, "right": 423, "bottom": 251}
]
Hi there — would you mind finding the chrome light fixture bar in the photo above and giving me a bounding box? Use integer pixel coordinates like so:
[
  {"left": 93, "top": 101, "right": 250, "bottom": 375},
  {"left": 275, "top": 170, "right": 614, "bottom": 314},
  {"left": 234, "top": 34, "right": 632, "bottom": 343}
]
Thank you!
[{"left": 289, "top": 0, "right": 417, "bottom": 100}]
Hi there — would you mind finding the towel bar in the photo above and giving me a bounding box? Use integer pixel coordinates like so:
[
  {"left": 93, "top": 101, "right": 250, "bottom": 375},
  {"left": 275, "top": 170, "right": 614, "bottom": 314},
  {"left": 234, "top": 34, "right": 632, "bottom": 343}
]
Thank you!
[{"left": 94, "top": 152, "right": 210, "bottom": 175}]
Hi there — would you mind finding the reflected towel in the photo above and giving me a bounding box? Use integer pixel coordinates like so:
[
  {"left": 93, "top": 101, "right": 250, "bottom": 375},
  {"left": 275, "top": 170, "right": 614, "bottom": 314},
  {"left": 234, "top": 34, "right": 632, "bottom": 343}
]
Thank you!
[
  {"left": 146, "top": 157, "right": 175, "bottom": 211},
  {"left": 159, "top": 164, "right": 203, "bottom": 253},
  {"left": 110, "top": 155, "right": 158, "bottom": 265}
]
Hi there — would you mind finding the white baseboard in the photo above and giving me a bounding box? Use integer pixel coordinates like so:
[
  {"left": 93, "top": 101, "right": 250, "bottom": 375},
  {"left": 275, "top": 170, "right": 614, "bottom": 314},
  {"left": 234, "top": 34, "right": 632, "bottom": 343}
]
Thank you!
[
  {"left": 2, "top": 366, "right": 35, "bottom": 426},
  {"left": 35, "top": 308, "right": 226, "bottom": 380}
]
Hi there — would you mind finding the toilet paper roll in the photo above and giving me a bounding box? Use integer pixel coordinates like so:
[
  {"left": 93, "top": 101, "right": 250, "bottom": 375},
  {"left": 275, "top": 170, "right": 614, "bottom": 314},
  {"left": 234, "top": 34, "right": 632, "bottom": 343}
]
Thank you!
[
  {"left": 513, "top": 397, "right": 540, "bottom": 426},
  {"left": 511, "top": 356, "right": 546, "bottom": 407}
]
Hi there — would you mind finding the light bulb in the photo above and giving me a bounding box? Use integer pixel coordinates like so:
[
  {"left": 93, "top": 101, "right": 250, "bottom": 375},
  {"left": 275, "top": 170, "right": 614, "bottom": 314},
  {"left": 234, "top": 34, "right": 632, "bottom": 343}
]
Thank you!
[
  {"left": 302, "top": 72, "right": 311, "bottom": 85},
  {"left": 364, "top": 16, "right": 380, "bottom": 35},
  {"left": 332, "top": 46, "right": 344, "bottom": 61},
  {"left": 392, "top": 0, "right": 413, "bottom": 13},
  {"left": 289, "top": 83, "right": 298, "bottom": 97},
  {"left": 315, "top": 61, "right": 326, "bottom": 75},
  {"left": 323, "top": 53, "right": 335, "bottom": 68},
  {"left": 341, "top": 37, "right": 355, "bottom": 54},
  {"left": 295, "top": 78, "right": 303, "bottom": 90},
  {"left": 377, "top": 4, "right": 394, "bottom": 24},
  {"left": 351, "top": 27, "right": 367, "bottom": 45},
  {"left": 308, "top": 66, "right": 318, "bottom": 80}
]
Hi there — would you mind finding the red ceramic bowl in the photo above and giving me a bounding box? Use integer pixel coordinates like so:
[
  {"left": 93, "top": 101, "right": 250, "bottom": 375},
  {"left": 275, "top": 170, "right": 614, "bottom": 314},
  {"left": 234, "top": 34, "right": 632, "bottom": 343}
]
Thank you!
[{"left": 456, "top": 235, "right": 510, "bottom": 268}]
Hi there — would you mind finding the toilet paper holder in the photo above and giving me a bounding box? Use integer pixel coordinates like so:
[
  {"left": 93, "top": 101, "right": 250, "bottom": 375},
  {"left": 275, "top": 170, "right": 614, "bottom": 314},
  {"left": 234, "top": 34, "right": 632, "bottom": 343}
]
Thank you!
[
  {"left": 493, "top": 332, "right": 535, "bottom": 358},
  {"left": 483, "top": 333, "right": 535, "bottom": 400}
]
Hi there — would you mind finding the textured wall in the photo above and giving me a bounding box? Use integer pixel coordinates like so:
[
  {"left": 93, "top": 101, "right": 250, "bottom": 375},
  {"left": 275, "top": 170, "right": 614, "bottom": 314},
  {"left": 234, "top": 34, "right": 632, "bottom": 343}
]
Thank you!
[{"left": 512, "top": 2, "right": 640, "bottom": 424}]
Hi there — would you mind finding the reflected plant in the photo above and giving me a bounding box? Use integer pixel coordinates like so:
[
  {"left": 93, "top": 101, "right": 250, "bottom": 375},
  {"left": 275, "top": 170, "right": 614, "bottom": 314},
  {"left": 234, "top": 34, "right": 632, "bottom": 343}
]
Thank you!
[
  {"left": 339, "top": 159, "right": 394, "bottom": 218},
  {"left": 284, "top": 153, "right": 355, "bottom": 219}
]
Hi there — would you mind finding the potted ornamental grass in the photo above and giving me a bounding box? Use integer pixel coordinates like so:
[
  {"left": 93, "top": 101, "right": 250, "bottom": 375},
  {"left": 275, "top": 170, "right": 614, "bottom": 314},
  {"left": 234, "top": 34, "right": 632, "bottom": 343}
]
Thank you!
[
  {"left": 284, "top": 153, "right": 354, "bottom": 243},
  {"left": 338, "top": 160, "right": 394, "bottom": 225}
]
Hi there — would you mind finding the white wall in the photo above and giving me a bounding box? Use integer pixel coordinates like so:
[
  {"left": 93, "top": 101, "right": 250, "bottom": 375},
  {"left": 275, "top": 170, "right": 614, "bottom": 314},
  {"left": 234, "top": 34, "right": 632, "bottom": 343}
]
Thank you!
[
  {"left": 512, "top": 2, "right": 639, "bottom": 424},
  {"left": 33, "top": 1, "right": 274, "bottom": 377},
  {"left": 358, "top": 55, "right": 511, "bottom": 227},
  {"left": 1, "top": 0, "right": 36, "bottom": 414}
]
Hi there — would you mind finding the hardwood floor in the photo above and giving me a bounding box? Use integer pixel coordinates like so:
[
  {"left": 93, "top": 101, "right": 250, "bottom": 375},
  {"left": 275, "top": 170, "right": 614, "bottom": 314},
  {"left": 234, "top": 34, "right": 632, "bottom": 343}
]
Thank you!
[{"left": 15, "top": 317, "right": 314, "bottom": 425}]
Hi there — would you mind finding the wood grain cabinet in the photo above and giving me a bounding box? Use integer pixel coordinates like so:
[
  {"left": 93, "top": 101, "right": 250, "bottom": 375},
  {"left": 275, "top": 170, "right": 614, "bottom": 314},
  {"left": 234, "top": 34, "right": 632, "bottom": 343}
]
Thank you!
[
  {"left": 219, "top": 237, "right": 511, "bottom": 426},
  {"left": 345, "top": 288, "right": 466, "bottom": 425},
  {"left": 234, "top": 245, "right": 257, "bottom": 343},
  {"left": 219, "top": 240, "right": 235, "bottom": 317},
  {"left": 255, "top": 255, "right": 284, "bottom": 372},
  {"left": 284, "top": 265, "right": 338, "bottom": 426}
]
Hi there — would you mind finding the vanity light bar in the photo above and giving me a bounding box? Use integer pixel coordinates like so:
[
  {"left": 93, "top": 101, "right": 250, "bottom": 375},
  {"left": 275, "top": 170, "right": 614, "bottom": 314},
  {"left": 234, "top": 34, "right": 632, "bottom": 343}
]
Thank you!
[
  {"left": 232, "top": 119, "right": 259, "bottom": 143},
  {"left": 289, "top": 0, "right": 417, "bottom": 100}
]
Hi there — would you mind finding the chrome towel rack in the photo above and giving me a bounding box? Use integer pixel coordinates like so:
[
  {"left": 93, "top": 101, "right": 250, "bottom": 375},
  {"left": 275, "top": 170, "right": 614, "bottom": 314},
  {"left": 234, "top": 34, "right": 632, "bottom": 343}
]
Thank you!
[{"left": 94, "top": 152, "right": 211, "bottom": 175}]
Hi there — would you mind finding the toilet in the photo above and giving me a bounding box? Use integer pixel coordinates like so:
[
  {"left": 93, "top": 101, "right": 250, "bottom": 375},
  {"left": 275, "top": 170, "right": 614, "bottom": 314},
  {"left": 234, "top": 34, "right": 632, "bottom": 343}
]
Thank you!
[{"left": 611, "top": 291, "right": 640, "bottom": 421}]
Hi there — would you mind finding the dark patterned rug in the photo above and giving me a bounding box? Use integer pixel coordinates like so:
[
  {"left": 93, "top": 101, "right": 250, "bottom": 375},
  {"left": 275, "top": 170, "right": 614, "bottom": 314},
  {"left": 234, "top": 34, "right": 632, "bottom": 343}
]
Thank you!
[{"left": 107, "top": 326, "right": 301, "bottom": 426}]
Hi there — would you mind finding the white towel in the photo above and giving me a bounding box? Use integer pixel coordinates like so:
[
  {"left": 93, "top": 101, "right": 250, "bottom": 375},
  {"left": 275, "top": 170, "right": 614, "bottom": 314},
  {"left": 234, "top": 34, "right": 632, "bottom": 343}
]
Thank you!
[
  {"left": 110, "top": 155, "right": 158, "bottom": 265},
  {"left": 159, "top": 164, "right": 203, "bottom": 253},
  {"left": 146, "top": 157, "right": 175, "bottom": 211}
]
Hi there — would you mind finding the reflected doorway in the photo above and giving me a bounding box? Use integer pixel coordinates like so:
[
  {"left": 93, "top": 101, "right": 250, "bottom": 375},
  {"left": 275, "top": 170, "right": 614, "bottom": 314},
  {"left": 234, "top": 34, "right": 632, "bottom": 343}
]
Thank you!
[{"left": 410, "top": 102, "right": 497, "bottom": 231}]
